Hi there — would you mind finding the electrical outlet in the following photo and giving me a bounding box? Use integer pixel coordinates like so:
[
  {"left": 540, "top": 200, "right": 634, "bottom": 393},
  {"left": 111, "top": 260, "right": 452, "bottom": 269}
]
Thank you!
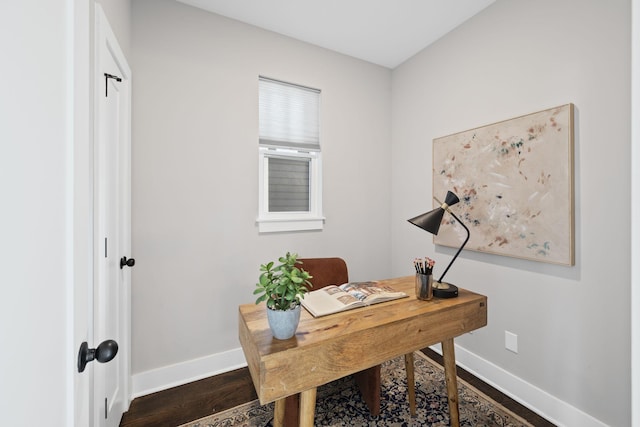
[{"left": 505, "top": 331, "right": 518, "bottom": 353}]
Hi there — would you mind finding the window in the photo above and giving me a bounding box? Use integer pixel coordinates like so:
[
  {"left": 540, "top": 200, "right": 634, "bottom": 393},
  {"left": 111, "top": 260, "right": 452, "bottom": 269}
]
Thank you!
[{"left": 257, "top": 77, "right": 323, "bottom": 232}]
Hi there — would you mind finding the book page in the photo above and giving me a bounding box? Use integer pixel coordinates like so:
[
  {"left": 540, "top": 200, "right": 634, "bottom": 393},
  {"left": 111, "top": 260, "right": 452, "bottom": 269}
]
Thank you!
[
  {"left": 324, "top": 284, "right": 360, "bottom": 304},
  {"left": 339, "top": 282, "right": 407, "bottom": 304},
  {"left": 301, "top": 285, "right": 364, "bottom": 317}
]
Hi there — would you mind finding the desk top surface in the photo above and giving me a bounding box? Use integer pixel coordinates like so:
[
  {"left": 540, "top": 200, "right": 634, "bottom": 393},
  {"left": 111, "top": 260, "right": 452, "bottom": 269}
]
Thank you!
[{"left": 239, "top": 275, "right": 486, "bottom": 354}]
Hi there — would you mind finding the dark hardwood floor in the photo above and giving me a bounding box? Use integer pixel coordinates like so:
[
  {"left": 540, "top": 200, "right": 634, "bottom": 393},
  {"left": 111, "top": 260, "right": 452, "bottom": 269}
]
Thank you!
[
  {"left": 120, "top": 348, "right": 555, "bottom": 427},
  {"left": 420, "top": 348, "right": 555, "bottom": 427}
]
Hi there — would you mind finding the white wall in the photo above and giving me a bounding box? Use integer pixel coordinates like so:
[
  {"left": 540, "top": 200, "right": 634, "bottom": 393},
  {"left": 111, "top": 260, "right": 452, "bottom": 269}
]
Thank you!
[
  {"left": 631, "top": 0, "right": 640, "bottom": 423},
  {"left": 391, "top": 0, "right": 631, "bottom": 426},
  {"left": 131, "top": 0, "right": 391, "bottom": 383},
  {"left": 0, "top": 1, "right": 76, "bottom": 425}
]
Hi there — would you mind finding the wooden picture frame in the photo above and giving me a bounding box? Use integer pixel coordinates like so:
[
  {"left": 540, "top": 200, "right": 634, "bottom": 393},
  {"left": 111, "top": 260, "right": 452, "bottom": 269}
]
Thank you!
[{"left": 432, "top": 104, "right": 575, "bottom": 265}]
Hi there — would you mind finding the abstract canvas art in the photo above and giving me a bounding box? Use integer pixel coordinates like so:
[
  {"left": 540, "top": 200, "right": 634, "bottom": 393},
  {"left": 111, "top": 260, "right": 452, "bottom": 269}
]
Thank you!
[{"left": 432, "top": 104, "right": 574, "bottom": 265}]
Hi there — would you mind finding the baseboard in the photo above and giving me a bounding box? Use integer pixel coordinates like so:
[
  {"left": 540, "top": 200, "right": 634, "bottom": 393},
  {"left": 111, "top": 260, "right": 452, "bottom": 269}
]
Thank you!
[
  {"left": 429, "top": 344, "right": 607, "bottom": 427},
  {"left": 131, "top": 348, "right": 248, "bottom": 399}
]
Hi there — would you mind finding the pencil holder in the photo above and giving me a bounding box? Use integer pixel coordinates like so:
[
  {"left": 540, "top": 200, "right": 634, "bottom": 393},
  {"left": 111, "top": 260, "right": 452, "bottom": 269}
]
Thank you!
[{"left": 415, "top": 273, "right": 433, "bottom": 301}]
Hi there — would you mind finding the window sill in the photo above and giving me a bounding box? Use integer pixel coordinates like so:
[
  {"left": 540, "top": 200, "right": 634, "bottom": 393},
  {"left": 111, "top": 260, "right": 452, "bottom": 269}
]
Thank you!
[{"left": 257, "top": 216, "right": 325, "bottom": 233}]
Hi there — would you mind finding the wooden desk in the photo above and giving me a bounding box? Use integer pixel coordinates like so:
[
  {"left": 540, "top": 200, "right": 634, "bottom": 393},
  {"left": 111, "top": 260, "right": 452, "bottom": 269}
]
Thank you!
[{"left": 238, "top": 276, "right": 487, "bottom": 427}]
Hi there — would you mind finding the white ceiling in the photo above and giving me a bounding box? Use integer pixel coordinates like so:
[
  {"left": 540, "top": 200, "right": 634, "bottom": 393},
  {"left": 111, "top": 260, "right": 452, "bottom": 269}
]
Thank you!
[{"left": 176, "top": 0, "right": 495, "bottom": 69}]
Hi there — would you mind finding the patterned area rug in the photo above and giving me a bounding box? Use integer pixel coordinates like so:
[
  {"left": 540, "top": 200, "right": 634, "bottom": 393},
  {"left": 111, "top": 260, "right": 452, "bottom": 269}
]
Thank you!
[{"left": 180, "top": 351, "right": 533, "bottom": 427}]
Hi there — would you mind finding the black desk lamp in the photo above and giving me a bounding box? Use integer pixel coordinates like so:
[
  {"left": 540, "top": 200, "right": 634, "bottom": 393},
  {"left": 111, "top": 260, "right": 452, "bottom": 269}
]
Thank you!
[{"left": 408, "top": 191, "right": 470, "bottom": 298}]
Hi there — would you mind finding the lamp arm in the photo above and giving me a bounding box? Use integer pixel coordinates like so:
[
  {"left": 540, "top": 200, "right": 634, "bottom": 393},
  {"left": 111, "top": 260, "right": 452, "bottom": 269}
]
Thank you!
[{"left": 436, "top": 210, "right": 470, "bottom": 283}]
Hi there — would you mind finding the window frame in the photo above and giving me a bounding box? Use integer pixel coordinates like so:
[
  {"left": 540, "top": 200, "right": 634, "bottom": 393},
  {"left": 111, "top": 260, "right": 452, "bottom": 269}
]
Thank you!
[{"left": 257, "top": 146, "right": 323, "bottom": 233}]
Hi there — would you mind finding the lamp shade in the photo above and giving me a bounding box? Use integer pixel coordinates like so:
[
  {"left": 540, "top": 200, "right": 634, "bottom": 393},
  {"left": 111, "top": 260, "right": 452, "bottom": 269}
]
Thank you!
[{"left": 408, "top": 191, "right": 460, "bottom": 235}]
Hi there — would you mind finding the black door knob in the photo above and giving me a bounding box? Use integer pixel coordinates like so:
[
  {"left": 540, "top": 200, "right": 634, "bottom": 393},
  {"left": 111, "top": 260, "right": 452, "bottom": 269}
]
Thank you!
[
  {"left": 77, "top": 340, "right": 119, "bottom": 373},
  {"left": 120, "top": 256, "right": 135, "bottom": 269}
]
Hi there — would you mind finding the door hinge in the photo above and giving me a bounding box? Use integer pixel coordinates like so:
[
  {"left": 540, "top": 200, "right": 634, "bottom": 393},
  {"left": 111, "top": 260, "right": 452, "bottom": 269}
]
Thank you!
[{"left": 104, "top": 73, "right": 122, "bottom": 97}]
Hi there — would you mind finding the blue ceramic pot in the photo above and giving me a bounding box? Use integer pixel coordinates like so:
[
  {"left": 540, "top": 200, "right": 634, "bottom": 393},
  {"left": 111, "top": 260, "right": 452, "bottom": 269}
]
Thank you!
[{"left": 266, "top": 305, "right": 301, "bottom": 340}]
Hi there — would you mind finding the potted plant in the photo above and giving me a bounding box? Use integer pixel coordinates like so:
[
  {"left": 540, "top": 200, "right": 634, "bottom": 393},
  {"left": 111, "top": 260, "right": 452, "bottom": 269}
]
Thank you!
[{"left": 254, "top": 252, "right": 313, "bottom": 339}]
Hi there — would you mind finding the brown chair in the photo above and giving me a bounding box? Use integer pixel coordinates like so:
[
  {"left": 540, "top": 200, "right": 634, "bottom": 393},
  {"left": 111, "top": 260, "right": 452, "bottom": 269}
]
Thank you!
[{"left": 281, "top": 257, "right": 382, "bottom": 426}]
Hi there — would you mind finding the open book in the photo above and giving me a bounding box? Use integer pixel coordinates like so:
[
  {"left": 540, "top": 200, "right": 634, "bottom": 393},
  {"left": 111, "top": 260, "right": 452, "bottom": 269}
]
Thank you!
[{"left": 301, "top": 281, "right": 408, "bottom": 317}]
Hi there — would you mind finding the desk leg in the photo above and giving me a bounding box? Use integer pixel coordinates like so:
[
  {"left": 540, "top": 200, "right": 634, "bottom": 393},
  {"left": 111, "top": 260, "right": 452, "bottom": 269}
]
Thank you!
[
  {"left": 404, "top": 353, "right": 416, "bottom": 416},
  {"left": 299, "top": 387, "right": 317, "bottom": 427},
  {"left": 442, "top": 338, "right": 460, "bottom": 427},
  {"left": 274, "top": 398, "right": 285, "bottom": 427}
]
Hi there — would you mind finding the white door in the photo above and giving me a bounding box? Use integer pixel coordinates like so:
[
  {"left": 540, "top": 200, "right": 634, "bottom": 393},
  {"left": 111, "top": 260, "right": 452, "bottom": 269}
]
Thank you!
[{"left": 94, "top": 6, "right": 132, "bottom": 427}]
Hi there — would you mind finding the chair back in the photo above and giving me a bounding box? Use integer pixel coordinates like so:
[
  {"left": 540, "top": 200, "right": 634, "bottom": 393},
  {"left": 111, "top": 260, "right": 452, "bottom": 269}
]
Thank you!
[{"left": 297, "top": 257, "right": 348, "bottom": 290}]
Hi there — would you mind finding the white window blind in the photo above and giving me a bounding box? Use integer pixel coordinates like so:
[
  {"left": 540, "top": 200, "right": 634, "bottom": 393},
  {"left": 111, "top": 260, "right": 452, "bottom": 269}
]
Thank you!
[{"left": 259, "top": 77, "right": 320, "bottom": 151}]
